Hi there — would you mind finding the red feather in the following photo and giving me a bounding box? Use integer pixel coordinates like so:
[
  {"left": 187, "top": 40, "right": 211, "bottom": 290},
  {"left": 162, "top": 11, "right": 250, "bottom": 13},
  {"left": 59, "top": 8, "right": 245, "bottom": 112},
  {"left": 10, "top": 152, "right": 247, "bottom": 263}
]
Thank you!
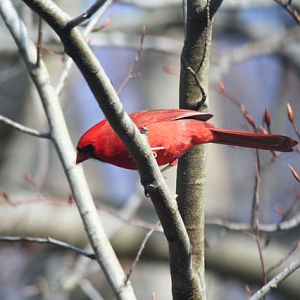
[{"left": 76, "top": 109, "right": 297, "bottom": 169}]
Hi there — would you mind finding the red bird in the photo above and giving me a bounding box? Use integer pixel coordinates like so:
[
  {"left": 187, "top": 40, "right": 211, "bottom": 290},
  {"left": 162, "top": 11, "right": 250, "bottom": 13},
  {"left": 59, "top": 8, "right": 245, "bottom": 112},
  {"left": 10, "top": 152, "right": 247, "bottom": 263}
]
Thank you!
[{"left": 76, "top": 109, "right": 297, "bottom": 169}]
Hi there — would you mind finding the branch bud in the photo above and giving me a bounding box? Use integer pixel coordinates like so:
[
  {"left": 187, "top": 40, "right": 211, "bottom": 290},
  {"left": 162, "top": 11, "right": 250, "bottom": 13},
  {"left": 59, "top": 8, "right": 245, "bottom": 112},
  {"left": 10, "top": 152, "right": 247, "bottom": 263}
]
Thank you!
[
  {"left": 263, "top": 107, "right": 272, "bottom": 128},
  {"left": 287, "top": 103, "right": 295, "bottom": 123}
]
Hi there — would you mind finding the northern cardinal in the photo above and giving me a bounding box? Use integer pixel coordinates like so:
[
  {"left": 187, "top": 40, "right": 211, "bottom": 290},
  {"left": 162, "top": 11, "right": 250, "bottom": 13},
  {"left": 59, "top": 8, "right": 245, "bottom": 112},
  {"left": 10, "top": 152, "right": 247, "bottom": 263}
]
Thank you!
[{"left": 76, "top": 109, "right": 297, "bottom": 169}]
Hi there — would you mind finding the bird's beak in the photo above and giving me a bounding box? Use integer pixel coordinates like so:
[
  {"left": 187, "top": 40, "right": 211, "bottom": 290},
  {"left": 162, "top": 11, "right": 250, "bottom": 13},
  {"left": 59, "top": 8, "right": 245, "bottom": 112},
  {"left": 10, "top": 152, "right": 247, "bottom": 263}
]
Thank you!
[{"left": 76, "top": 151, "right": 89, "bottom": 164}]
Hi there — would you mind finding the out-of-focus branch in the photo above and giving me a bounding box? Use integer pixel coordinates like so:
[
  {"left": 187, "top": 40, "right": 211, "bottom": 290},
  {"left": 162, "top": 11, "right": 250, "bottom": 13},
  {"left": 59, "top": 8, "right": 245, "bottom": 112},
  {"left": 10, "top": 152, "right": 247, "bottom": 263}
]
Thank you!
[
  {"left": 0, "top": 236, "right": 95, "bottom": 259},
  {"left": 274, "top": 0, "right": 300, "bottom": 24},
  {"left": 249, "top": 257, "right": 300, "bottom": 300},
  {"left": 216, "top": 26, "right": 300, "bottom": 80},
  {"left": 117, "top": 26, "right": 146, "bottom": 95},
  {"left": 251, "top": 151, "right": 267, "bottom": 287},
  {"left": 79, "top": 279, "right": 104, "bottom": 300},
  {"left": 206, "top": 211, "right": 300, "bottom": 232},
  {"left": 124, "top": 221, "right": 160, "bottom": 285},
  {"left": 267, "top": 241, "right": 300, "bottom": 274},
  {"left": 0, "top": 1, "right": 136, "bottom": 299},
  {"left": 66, "top": 0, "right": 111, "bottom": 30},
  {"left": 0, "top": 115, "right": 50, "bottom": 138},
  {"left": 56, "top": 0, "right": 114, "bottom": 96}
]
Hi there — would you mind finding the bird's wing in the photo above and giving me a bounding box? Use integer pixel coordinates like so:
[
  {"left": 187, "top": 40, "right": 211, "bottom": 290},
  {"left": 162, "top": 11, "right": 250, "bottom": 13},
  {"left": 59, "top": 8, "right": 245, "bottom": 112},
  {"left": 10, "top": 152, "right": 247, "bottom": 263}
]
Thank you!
[{"left": 130, "top": 109, "right": 213, "bottom": 127}]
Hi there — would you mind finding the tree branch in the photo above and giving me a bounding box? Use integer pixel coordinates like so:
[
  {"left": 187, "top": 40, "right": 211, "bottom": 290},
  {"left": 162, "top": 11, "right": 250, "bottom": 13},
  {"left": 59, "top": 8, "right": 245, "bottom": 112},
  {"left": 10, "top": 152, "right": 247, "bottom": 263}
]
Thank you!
[
  {"left": 0, "top": 114, "right": 50, "bottom": 138},
  {"left": 0, "top": 236, "right": 96, "bottom": 259},
  {"left": 56, "top": 0, "right": 114, "bottom": 96},
  {"left": 249, "top": 257, "right": 300, "bottom": 300},
  {"left": 206, "top": 211, "right": 300, "bottom": 232},
  {"left": 176, "top": 0, "right": 223, "bottom": 299},
  {"left": 66, "top": 0, "right": 111, "bottom": 29},
  {"left": 273, "top": 0, "right": 300, "bottom": 24},
  {"left": 123, "top": 222, "right": 160, "bottom": 285}
]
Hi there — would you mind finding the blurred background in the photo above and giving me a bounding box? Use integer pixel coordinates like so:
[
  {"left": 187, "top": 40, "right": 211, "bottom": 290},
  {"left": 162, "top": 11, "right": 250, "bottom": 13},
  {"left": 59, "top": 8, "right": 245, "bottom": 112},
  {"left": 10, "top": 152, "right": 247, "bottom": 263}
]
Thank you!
[{"left": 0, "top": 0, "right": 299, "bottom": 299}]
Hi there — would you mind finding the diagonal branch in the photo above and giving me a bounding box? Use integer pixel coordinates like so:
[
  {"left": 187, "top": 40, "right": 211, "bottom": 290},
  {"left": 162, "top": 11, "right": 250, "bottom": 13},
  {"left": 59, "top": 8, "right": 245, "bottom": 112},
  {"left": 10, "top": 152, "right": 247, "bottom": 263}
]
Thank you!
[
  {"left": 0, "top": 114, "right": 50, "bottom": 138},
  {"left": 123, "top": 221, "right": 160, "bottom": 285},
  {"left": 66, "top": 0, "right": 112, "bottom": 29},
  {"left": 273, "top": 0, "right": 300, "bottom": 24},
  {"left": 0, "top": 236, "right": 96, "bottom": 259},
  {"left": 210, "top": 0, "right": 224, "bottom": 18},
  {"left": 249, "top": 257, "right": 300, "bottom": 300},
  {"left": 56, "top": 0, "right": 113, "bottom": 96}
]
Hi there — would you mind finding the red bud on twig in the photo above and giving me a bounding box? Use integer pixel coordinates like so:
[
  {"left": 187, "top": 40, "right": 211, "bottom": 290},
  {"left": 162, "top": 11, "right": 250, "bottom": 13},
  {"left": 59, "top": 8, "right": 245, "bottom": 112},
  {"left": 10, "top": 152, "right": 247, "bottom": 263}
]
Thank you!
[
  {"left": 287, "top": 103, "right": 295, "bottom": 123},
  {"left": 219, "top": 81, "right": 225, "bottom": 94},
  {"left": 244, "top": 112, "right": 256, "bottom": 129},
  {"left": 263, "top": 107, "right": 272, "bottom": 129}
]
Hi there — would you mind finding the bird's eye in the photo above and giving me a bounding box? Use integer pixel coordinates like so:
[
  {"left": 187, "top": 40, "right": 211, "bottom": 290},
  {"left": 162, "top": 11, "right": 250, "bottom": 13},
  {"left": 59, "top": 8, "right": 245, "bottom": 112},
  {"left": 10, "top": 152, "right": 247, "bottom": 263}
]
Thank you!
[{"left": 77, "top": 144, "right": 95, "bottom": 153}]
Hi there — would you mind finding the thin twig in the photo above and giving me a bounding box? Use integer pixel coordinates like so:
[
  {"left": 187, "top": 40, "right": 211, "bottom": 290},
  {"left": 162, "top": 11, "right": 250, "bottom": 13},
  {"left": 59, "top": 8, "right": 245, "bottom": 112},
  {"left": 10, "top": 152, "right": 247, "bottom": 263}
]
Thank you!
[
  {"left": 273, "top": 0, "right": 300, "bottom": 24},
  {"left": 252, "top": 150, "right": 267, "bottom": 290},
  {"left": 206, "top": 210, "right": 300, "bottom": 233},
  {"left": 56, "top": 0, "right": 114, "bottom": 96},
  {"left": 216, "top": 82, "right": 258, "bottom": 131},
  {"left": 187, "top": 66, "right": 207, "bottom": 107},
  {"left": 0, "top": 191, "right": 74, "bottom": 206},
  {"left": 36, "top": 17, "right": 43, "bottom": 65},
  {"left": 291, "top": 122, "right": 300, "bottom": 140},
  {"left": 4, "top": 188, "right": 298, "bottom": 235},
  {"left": 0, "top": 114, "right": 50, "bottom": 138},
  {"left": 0, "top": 189, "right": 163, "bottom": 232},
  {"left": 66, "top": 0, "right": 110, "bottom": 30},
  {"left": 255, "top": 234, "right": 267, "bottom": 292},
  {"left": 0, "top": 236, "right": 96, "bottom": 259},
  {"left": 251, "top": 151, "right": 261, "bottom": 228},
  {"left": 97, "top": 202, "right": 163, "bottom": 233},
  {"left": 267, "top": 241, "right": 300, "bottom": 274},
  {"left": 277, "top": 186, "right": 300, "bottom": 224},
  {"left": 196, "top": 0, "right": 211, "bottom": 74},
  {"left": 91, "top": 16, "right": 112, "bottom": 32},
  {"left": 123, "top": 221, "right": 160, "bottom": 285},
  {"left": 249, "top": 257, "right": 300, "bottom": 300},
  {"left": 79, "top": 279, "right": 104, "bottom": 300},
  {"left": 117, "top": 25, "right": 146, "bottom": 95}
]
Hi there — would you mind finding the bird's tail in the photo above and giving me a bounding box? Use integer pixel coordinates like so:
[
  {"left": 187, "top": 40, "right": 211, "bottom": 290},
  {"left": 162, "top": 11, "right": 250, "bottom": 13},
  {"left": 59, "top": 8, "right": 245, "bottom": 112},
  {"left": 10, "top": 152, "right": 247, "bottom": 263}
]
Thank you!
[{"left": 210, "top": 128, "right": 297, "bottom": 152}]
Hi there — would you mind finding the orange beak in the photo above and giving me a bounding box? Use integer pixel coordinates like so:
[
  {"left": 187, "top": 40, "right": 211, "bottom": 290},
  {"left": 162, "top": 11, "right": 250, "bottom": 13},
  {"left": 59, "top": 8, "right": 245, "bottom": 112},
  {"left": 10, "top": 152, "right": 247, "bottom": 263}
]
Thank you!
[{"left": 76, "top": 151, "right": 90, "bottom": 164}]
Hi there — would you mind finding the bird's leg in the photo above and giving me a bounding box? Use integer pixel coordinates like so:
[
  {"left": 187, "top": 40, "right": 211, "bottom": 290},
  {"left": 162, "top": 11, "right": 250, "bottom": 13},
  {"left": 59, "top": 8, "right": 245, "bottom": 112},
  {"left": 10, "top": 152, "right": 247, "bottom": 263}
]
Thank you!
[
  {"left": 140, "top": 127, "right": 165, "bottom": 157},
  {"left": 151, "top": 146, "right": 165, "bottom": 158},
  {"left": 160, "top": 159, "right": 178, "bottom": 172}
]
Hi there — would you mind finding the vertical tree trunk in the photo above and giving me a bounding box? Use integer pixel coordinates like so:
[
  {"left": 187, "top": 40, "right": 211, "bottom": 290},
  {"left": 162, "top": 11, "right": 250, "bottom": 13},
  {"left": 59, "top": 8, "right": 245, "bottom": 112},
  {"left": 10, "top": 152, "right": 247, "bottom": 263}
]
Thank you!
[{"left": 175, "top": 1, "right": 223, "bottom": 299}]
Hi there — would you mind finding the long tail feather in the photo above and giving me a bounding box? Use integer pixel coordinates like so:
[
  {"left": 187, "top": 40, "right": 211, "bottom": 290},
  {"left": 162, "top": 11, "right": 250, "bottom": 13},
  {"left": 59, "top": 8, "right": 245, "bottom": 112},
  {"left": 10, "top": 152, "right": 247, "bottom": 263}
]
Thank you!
[{"left": 210, "top": 128, "right": 297, "bottom": 152}]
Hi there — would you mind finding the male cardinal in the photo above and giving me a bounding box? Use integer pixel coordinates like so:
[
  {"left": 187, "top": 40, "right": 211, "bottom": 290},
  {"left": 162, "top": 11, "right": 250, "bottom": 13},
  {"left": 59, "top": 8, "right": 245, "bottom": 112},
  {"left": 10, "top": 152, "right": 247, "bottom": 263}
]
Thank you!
[{"left": 76, "top": 109, "right": 297, "bottom": 169}]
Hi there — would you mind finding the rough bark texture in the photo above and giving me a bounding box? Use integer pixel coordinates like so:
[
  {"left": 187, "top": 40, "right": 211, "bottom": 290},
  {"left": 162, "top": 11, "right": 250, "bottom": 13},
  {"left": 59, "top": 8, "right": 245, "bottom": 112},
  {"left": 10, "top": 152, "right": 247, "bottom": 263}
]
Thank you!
[{"left": 175, "top": 1, "right": 222, "bottom": 299}]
